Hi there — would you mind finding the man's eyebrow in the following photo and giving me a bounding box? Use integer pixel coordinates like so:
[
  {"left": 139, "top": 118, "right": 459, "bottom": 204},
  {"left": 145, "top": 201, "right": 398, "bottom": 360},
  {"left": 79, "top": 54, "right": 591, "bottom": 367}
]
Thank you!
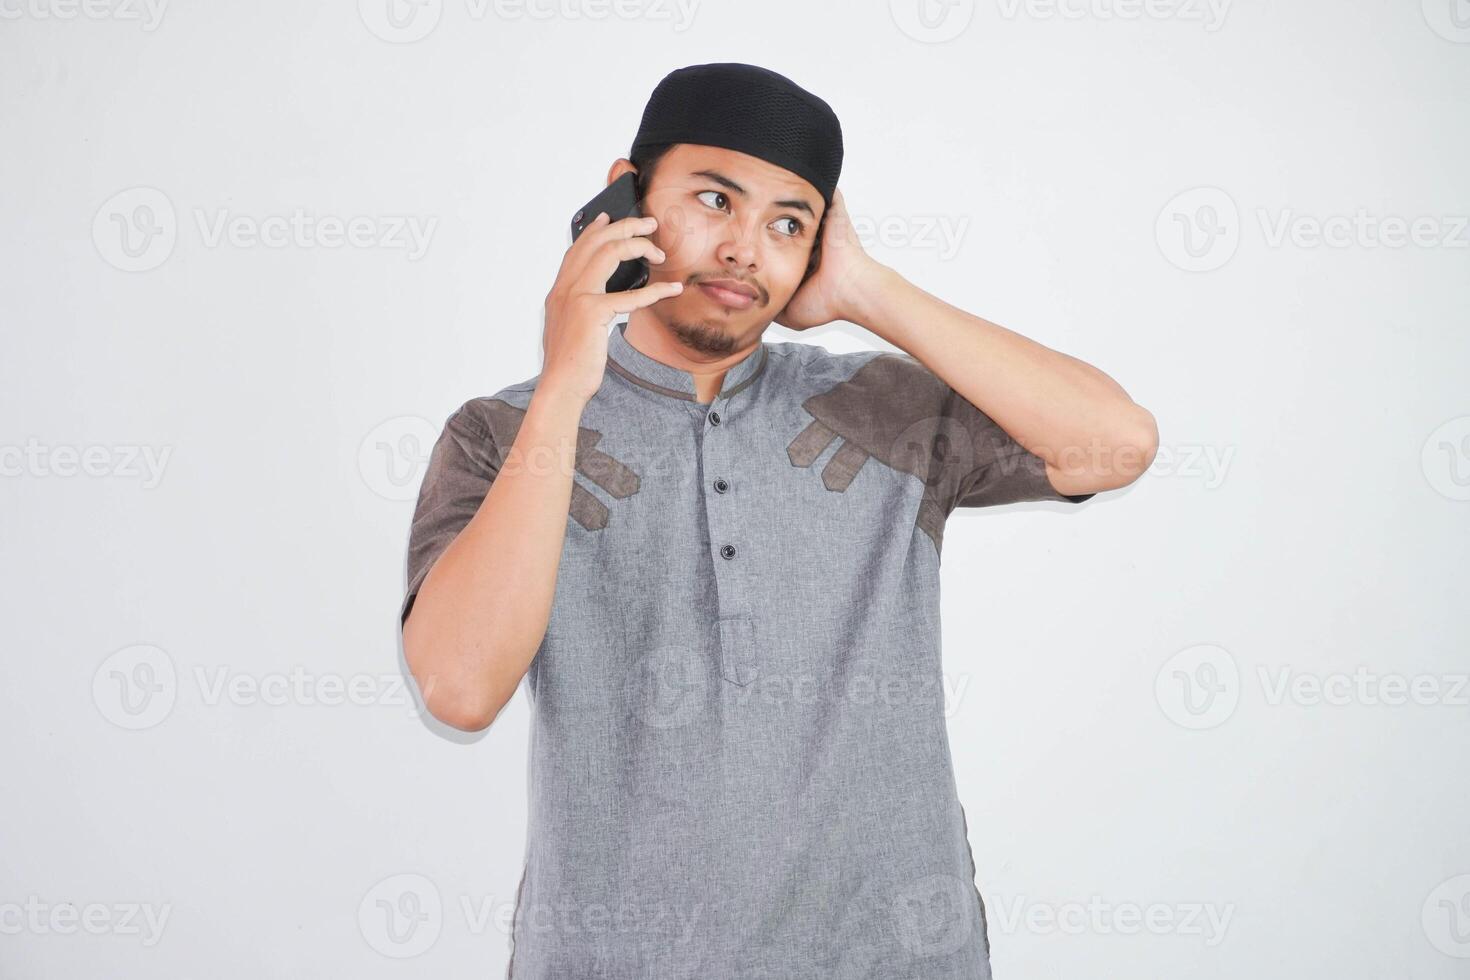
[{"left": 689, "top": 169, "right": 817, "bottom": 219}]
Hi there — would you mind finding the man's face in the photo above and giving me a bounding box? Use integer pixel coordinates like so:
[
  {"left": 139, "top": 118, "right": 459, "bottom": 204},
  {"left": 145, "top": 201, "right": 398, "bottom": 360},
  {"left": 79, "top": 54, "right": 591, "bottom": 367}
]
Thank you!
[{"left": 626, "top": 143, "right": 825, "bottom": 355}]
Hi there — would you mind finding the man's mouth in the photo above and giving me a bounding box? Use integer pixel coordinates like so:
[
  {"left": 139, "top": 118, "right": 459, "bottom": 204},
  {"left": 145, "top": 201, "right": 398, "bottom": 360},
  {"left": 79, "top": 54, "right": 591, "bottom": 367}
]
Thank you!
[{"left": 696, "top": 279, "right": 758, "bottom": 310}]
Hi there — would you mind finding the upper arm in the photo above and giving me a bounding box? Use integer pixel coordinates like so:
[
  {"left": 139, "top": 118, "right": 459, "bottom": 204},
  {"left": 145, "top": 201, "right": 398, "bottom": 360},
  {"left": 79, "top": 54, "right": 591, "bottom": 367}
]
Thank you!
[
  {"left": 400, "top": 402, "right": 503, "bottom": 627},
  {"left": 940, "top": 378, "right": 1096, "bottom": 510}
]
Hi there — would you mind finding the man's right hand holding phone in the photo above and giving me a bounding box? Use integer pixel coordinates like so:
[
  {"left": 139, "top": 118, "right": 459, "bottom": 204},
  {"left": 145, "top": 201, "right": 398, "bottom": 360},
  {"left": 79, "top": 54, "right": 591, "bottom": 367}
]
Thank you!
[{"left": 539, "top": 211, "right": 683, "bottom": 407}]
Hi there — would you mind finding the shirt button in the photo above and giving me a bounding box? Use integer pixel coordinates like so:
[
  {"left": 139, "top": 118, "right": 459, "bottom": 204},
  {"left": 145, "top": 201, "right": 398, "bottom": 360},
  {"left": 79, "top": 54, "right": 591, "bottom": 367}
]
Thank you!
[
  {"left": 713, "top": 478, "right": 729, "bottom": 493},
  {"left": 709, "top": 410, "right": 722, "bottom": 426},
  {"left": 720, "top": 544, "right": 736, "bottom": 559}
]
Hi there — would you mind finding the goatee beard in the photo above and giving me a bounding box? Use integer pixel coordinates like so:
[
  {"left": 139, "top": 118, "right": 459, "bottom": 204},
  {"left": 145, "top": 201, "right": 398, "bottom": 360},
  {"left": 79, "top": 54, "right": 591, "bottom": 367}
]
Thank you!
[{"left": 668, "top": 317, "right": 738, "bottom": 357}]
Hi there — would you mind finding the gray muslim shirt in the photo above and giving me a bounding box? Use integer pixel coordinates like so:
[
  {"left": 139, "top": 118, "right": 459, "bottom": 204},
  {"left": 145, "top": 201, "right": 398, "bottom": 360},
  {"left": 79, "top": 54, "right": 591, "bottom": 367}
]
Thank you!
[{"left": 401, "top": 320, "right": 1094, "bottom": 979}]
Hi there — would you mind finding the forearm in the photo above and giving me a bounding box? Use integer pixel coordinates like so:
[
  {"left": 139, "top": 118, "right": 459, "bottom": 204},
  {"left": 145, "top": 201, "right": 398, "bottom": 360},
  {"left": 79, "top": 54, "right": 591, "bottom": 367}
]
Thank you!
[
  {"left": 853, "top": 266, "right": 1157, "bottom": 487},
  {"left": 403, "top": 384, "right": 586, "bottom": 730}
]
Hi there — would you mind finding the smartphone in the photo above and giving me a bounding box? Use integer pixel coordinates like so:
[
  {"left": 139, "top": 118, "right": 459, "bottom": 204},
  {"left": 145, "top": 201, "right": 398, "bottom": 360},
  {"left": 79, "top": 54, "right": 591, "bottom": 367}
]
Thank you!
[{"left": 570, "top": 172, "right": 650, "bottom": 294}]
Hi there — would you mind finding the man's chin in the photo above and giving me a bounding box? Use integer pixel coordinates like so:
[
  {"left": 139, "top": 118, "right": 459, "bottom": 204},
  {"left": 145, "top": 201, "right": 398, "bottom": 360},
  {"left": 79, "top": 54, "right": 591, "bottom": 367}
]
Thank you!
[{"left": 666, "top": 314, "right": 740, "bottom": 357}]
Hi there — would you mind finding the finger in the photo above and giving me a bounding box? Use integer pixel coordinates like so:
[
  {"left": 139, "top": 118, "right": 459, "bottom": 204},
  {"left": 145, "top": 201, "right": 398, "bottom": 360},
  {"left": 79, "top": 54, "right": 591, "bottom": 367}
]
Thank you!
[
  {"left": 567, "top": 214, "right": 659, "bottom": 283},
  {"left": 582, "top": 236, "right": 667, "bottom": 293},
  {"left": 574, "top": 213, "right": 657, "bottom": 256},
  {"left": 563, "top": 210, "right": 611, "bottom": 264},
  {"left": 598, "top": 279, "right": 685, "bottom": 316}
]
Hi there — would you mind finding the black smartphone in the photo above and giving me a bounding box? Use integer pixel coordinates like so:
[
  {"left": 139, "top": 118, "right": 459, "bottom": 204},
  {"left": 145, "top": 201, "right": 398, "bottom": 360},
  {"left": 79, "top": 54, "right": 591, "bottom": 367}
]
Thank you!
[{"left": 570, "top": 172, "right": 650, "bottom": 294}]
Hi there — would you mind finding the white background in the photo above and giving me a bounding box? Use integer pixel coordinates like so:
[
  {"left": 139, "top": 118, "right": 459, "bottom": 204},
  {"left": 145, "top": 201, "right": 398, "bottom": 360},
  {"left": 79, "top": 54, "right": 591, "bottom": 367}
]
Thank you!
[{"left": 3, "top": 0, "right": 1468, "bottom": 976}]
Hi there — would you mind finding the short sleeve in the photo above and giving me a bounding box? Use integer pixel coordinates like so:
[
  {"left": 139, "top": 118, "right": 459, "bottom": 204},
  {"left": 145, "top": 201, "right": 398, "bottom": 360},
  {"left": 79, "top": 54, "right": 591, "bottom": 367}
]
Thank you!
[
  {"left": 940, "top": 381, "right": 1096, "bottom": 510},
  {"left": 400, "top": 403, "right": 502, "bottom": 627}
]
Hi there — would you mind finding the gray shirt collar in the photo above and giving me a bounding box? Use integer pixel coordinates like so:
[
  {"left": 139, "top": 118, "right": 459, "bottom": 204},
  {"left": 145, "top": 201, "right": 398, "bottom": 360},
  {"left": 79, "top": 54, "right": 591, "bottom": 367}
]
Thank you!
[{"left": 606, "top": 320, "right": 768, "bottom": 403}]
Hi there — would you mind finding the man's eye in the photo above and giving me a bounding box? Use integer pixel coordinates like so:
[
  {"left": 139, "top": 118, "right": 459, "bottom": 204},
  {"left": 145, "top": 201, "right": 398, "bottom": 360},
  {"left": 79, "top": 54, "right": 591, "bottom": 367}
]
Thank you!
[
  {"left": 774, "top": 217, "right": 803, "bottom": 237},
  {"left": 696, "top": 190, "right": 728, "bottom": 210}
]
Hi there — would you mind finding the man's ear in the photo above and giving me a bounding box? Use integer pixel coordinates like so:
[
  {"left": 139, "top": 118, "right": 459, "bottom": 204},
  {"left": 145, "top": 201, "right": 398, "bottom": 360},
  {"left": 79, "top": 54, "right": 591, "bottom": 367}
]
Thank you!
[{"left": 606, "top": 159, "right": 637, "bottom": 187}]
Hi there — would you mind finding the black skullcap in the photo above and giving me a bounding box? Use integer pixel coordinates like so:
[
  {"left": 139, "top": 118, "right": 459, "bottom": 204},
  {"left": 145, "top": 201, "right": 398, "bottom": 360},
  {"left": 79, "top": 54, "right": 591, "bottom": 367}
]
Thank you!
[{"left": 630, "top": 63, "right": 843, "bottom": 209}]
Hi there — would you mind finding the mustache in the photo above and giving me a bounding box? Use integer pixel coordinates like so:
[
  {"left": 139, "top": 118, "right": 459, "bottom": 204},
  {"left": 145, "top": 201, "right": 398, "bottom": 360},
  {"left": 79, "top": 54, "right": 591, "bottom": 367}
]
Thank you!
[{"left": 686, "top": 274, "right": 766, "bottom": 304}]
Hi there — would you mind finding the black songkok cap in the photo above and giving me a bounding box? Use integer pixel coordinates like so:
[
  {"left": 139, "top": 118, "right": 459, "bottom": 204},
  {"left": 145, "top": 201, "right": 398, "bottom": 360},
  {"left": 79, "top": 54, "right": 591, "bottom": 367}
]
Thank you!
[{"left": 630, "top": 63, "right": 844, "bottom": 209}]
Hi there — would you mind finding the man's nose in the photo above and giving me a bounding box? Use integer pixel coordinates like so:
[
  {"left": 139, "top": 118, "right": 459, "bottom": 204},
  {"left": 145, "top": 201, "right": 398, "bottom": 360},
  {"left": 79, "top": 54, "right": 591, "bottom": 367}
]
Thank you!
[{"left": 717, "top": 215, "right": 761, "bottom": 271}]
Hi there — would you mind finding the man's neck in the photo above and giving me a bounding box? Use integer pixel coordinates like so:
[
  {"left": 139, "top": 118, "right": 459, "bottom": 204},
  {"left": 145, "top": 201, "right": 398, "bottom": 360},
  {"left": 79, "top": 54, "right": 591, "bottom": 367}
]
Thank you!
[{"left": 623, "top": 312, "right": 761, "bottom": 404}]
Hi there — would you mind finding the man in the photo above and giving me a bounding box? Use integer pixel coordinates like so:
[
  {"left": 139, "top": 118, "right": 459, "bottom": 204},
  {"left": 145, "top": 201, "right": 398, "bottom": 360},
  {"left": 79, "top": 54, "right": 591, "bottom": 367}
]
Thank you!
[{"left": 401, "top": 63, "right": 1155, "bottom": 979}]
